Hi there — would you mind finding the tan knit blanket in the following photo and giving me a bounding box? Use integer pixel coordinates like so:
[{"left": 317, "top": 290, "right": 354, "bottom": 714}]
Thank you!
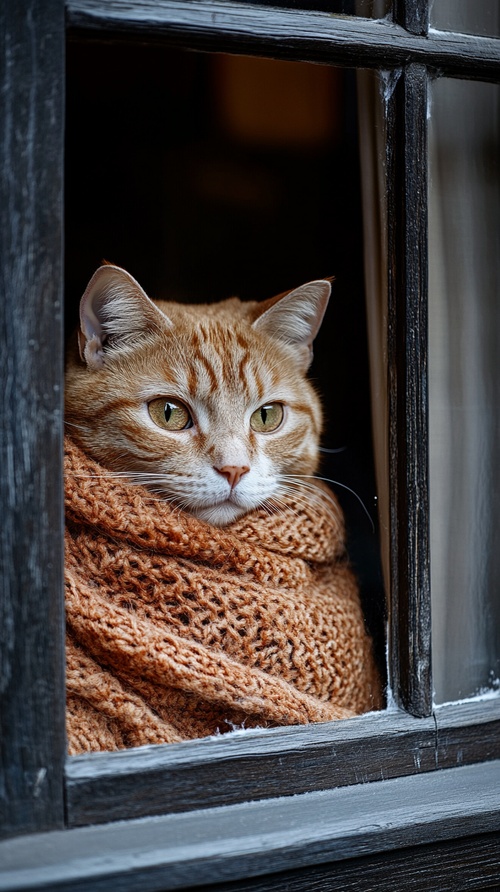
[{"left": 65, "top": 437, "right": 382, "bottom": 753}]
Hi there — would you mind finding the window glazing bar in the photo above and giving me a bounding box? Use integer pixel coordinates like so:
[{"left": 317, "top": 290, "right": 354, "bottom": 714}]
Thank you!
[
  {"left": 386, "top": 63, "right": 431, "bottom": 717},
  {"left": 394, "top": 0, "right": 429, "bottom": 36},
  {"left": 66, "top": 0, "right": 500, "bottom": 83}
]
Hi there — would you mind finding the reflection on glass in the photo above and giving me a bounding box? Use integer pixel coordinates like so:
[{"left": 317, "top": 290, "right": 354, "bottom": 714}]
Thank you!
[
  {"left": 431, "top": 0, "right": 500, "bottom": 37},
  {"left": 429, "top": 77, "right": 500, "bottom": 703},
  {"left": 355, "top": 0, "right": 391, "bottom": 16},
  {"left": 356, "top": 70, "right": 390, "bottom": 602}
]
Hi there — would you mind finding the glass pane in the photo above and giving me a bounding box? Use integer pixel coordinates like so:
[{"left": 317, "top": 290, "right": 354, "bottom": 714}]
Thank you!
[
  {"left": 65, "top": 45, "right": 386, "bottom": 753},
  {"left": 429, "top": 77, "right": 500, "bottom": 703},
  {"left": 355, "top": 0, "right": 391, "bottom": 16},
  {"left": 431, "top": 0, "right": 500, "bottom": 37},
  {"left": 356, "top": 69, "right": 390, "bottom": 607}
]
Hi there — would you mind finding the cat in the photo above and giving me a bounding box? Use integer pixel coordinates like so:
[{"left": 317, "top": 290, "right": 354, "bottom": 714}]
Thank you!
[{"left": 65, "top": 264, "right": 331, "bottom": 527}]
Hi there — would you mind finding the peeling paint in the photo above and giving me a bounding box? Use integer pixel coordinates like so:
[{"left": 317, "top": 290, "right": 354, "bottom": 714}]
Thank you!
[
  {"left": 379, "top": 68, "right": 402, "bottom": 107},
  {"left": 33, "top": 767, "right": 47, "bottom": 799}
]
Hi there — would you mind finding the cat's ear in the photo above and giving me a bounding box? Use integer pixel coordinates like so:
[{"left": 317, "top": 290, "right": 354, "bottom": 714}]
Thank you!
[
  {"left": 253, "top": 280, "right": 331, "bottom": 369},
  {"left": 78, "top": 265, "right": 170, "bottom": 369}
]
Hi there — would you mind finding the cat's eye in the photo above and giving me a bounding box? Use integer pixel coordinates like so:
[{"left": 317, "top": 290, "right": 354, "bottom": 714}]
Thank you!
[
  {"left": 250, "top": 403, "right": 284, "bottom": 433},
  {"left": 148, "top": 398, "right": 193, "bottom": 431}
]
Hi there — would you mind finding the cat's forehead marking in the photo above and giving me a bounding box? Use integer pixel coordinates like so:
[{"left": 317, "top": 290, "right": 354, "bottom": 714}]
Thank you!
[
  {"left": 189, "top": 321, "right": 258, "bottom": 388},
  {"left": 196, "top": 351, "right": 219, "bottom": 393},
  {"left": 189, "top": 328, "right": 201, "bottom": 350},
  {"left": 234, "top": 329, "right": 252, "bottom": 350},
  {"left": 138, "top": 311, "right": 302, "bottom": 413}
]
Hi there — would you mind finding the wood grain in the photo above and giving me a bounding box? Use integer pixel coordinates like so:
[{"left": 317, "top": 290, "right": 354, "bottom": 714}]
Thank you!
[
  {"left": 204, "top": 833, "right": 500, "bottom": 892},
  {"left": 395, "top": 0, "right": 429, "bottom": 36},
  {"left": 65, "top": 0, "right": 500, "bottom": 82},
  {"left": 0, "top": 0, "right": 66, "bottom": 839},
  {"left": 65, "top": 700, "right": 500, "bottom": 828},
  {"left": 2, "top": 759, "right": 500, "bottom": 891},
  {"left": 386, "top": 64, "right": 431, "bottom": 718}
]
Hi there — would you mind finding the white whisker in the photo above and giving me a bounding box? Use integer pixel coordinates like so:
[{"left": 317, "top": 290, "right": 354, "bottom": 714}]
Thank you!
[
  {"left": 278, "top": 479, "right": 345, "bottom": 522},
  {"left": 267, "top": 493, "right": 308, "bottom": 526},
  {"left": 64, "top": 421, "right": 89, "bottom": 433},
  {"left": 274, "top": 482, "right": 341, "bottom": 528},
  {"left": 281, "top": 474, "right": 375, "bottom": 532}
]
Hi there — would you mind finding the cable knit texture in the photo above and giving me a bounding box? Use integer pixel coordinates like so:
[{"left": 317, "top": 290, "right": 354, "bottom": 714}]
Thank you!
[{"left": 65, "top": 436, "right": 382, "bottom": 753}]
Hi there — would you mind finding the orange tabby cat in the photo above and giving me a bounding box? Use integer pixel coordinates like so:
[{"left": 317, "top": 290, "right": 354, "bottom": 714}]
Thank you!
[{"left": 65, "top": 264, "right": 331, "bottom": 527}]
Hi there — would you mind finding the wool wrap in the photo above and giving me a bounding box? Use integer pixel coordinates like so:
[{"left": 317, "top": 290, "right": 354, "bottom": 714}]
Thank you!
[{"left": 65, "top": 436, "right": 382, "bottom": 753}]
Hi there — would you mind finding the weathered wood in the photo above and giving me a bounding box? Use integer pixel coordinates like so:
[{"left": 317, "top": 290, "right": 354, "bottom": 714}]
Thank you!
[
  {"left": 65, "top": 711, "right": 433, "bottom": 827},
  {"left": 207, "top": 833, "right": 500, "bottom": 891},
  {"left": 65, "top": 0, "right": 500, "bottom": 82},
  {"left": 435, "top": 698, "right": 500, "bottom": 767},
  {"left": 65, "top": 701, "right": 500, "bottom": 828},
  {"left": 0, "top": 0, "right": 66, "bottom": 839},
  {"left": 386, "top": 64, "right": 431, "bottom": 717},
  {"left": 394, "top": 0, "right": 429, "bottom": 36},
  {"left": 1, "top": 759, "right": 500, "bottom": 891}
]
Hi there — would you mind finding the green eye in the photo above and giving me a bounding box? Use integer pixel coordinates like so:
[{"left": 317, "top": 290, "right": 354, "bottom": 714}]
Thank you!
[
  {"left": 250, "top": 403, "right": 284, "bottom": 433},
  {"left": 148, "top": 398, "right": 192, "bottom": 431}
]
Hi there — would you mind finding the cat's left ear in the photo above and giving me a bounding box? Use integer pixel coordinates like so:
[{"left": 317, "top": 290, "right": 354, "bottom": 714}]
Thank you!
[{"left": 253, "top": 280, "right": 332, "bottom": 370}]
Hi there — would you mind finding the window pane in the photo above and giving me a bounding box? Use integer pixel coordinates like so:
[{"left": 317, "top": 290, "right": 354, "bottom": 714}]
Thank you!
[
  {"left": 65, "top": 45, "right": 385, "bottom": 753},
  {"left": 355, "top": 0, "right": 391, "bottom": 16},
  {"left": 429, "top": 77, "right": 500, "bottom": 703},
  {"left": 431, "top": 0, "right": 500, "bottom": 37}
]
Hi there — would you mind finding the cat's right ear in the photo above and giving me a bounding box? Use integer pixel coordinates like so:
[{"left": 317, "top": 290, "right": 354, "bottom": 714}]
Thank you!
[{"left": 78, "top": 265, "right": 170, "bottom": 369}]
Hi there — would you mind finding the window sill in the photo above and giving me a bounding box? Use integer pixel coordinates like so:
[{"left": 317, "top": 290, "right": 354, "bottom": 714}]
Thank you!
[{"left": 1, "top": 758, "right": 499, "bottom": 891}]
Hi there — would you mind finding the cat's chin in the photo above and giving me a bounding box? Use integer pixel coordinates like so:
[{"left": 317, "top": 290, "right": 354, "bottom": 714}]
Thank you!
[{"left": 191, "top": 500, "right": 254, "bottom": 528}]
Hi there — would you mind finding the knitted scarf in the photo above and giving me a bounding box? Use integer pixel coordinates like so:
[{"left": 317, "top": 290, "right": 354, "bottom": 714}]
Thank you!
[{"left": 65, "top": 436, "right": 382, "bottom": 754}]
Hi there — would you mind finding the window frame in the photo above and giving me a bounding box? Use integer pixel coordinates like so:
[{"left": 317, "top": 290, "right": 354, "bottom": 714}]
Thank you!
[{"left": 1, "top": 0, "right": 500, "bottom": 887}]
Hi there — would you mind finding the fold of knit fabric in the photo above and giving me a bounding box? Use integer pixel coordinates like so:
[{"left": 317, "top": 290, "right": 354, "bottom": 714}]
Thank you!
[{"left": 64, "top": 436, "right": 382, "bottom": 753}]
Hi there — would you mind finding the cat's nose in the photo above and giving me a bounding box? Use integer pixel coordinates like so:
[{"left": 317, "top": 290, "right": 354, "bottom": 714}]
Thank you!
[{"left": 214, "top": 465, "right": 250, "bottom": 489}]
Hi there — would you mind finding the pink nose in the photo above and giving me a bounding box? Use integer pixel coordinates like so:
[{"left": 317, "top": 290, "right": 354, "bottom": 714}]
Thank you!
[{"left": 214, "top": 465, "right": 250, "bottom": 489}]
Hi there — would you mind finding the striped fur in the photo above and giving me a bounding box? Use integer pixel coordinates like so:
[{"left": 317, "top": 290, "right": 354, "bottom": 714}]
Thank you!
[{"left": 65, "top": 265, "right": 331, "bottom": 526}]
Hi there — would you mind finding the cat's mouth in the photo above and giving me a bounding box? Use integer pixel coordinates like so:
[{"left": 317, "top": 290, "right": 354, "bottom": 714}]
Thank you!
[{"left": 191, "top": 496, "right": 256, "bottom": 527}]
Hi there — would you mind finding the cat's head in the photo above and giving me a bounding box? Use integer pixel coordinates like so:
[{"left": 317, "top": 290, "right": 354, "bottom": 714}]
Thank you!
[{"left": 65, "top": 265, "right": 331, "bottom": 526}]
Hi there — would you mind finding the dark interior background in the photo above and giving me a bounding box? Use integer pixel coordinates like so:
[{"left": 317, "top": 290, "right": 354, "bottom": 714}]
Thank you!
[{"left": 65, "top": 42, "right": 386, "bottom": 679}]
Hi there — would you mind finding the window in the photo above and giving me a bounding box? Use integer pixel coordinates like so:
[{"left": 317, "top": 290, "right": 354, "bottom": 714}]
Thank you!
[{"left": 1, "top": 1, "right": 499, "bottom": 889}]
